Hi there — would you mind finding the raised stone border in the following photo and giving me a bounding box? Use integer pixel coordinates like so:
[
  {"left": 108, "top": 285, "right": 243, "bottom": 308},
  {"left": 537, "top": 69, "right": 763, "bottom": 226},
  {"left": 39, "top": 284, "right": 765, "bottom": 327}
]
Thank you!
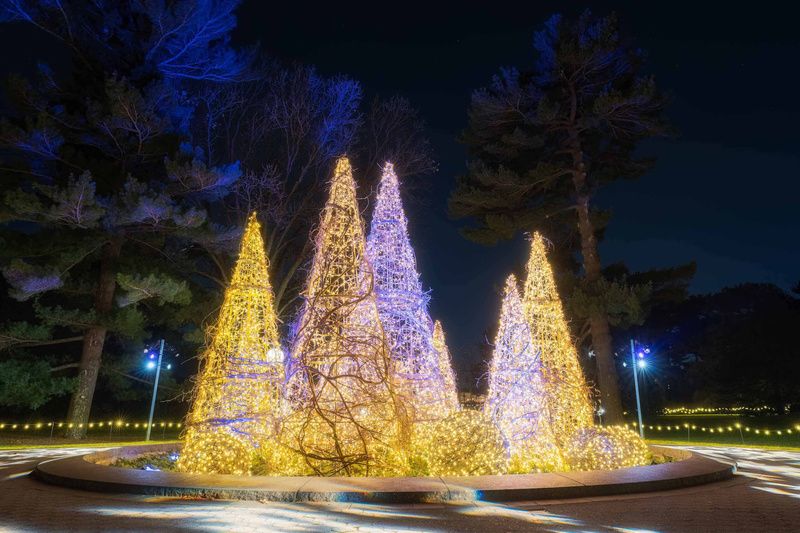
[{"left": 33, "top": 444, "right": 735, "bottom": 503}]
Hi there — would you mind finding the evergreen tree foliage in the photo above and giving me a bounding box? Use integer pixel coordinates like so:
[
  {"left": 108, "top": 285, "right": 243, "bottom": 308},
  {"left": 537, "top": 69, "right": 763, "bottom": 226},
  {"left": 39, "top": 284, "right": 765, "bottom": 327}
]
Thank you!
[
  {"left": 0, "top": 0, "right": 247, "bottom": 434},
  {"left": 450, "top": 11, "right": 668, "bottom": 423}
]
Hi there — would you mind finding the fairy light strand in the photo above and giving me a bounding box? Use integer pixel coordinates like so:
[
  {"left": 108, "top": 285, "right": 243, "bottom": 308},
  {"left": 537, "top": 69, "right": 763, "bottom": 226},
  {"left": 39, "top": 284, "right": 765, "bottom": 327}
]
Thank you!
[
  {"left": 431, "top": 320, "right": 460, "bottom": 413},
  {"left": 177, "top": 212, "right": 284, "bottom": 475},
  {"left": 521, "top": 233, "right": 594, "bottom": 447},
  {"left": 286, "top": 156, "right": 402, "bottom": 476},
  {"left": 484, "top": 274, "right": 563, "bottom": 472},
  {"left": 366, "top": 162, "right": 457, "bottom": 423}
]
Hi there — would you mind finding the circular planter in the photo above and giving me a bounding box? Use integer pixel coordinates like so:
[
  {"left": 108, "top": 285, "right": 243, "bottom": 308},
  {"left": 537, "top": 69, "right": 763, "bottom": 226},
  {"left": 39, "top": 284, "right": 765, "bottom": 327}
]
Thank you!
[{"left": 33, "top": 444, "right": 735, "bottom": 503}]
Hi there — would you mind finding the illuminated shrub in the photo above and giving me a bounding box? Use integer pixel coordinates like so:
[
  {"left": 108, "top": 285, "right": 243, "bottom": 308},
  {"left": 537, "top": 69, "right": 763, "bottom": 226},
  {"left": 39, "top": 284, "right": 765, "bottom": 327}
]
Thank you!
[
  {"left": 508, "top": 444, "right": 565, "bottom": 474},
  {"left": 177, "top": 429, "right": 252, "bottom": 475},
  {"left": 423, "top": 410, "right": 508, "bottom": 476},
  {"left": 251, "top": 438, "right": 312, "bottom": 476},
  {"left": 563, "top": 426, "right": 651, "bottom": 471}
]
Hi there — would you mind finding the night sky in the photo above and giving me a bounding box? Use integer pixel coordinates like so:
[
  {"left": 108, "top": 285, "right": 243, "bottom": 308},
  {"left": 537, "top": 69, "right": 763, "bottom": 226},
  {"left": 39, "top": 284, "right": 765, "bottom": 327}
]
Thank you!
[
  {"left": 2, "top": 2, "right": 797, "bottom": 374},
  {"left": 235, "top": 1, "right": 799, "bottom": 370}
]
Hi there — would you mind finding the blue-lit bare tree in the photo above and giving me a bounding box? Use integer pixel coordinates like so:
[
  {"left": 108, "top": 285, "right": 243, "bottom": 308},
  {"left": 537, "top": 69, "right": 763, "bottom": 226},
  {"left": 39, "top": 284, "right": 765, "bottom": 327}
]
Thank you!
[{"left": 0, "top": 0, "right": 249, "bottom": 435}]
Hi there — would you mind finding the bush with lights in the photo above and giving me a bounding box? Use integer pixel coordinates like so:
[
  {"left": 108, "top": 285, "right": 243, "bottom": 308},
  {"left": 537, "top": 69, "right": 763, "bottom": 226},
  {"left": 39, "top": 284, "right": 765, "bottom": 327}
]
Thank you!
[
  {"left": 250, "top": 437, "right": 312, "bottom": 476},
  {"left": 563, "top": 426, "right": 651, "bottom": 471},
  {"left": 508, "top": 445, "right": 566, "bottom": 474},
  {"left": 178, "top": 429, "right": 252, "bottom": 475},
  {"left": 417, "top": 410, "right": 509, "bottom": 477}
]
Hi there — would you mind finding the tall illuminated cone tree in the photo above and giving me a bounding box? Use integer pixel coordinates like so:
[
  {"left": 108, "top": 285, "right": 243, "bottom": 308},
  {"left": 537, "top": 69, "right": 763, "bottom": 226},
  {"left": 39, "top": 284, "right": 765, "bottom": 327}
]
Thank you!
[
  {"left": 178, "top": 213, "right": 283, "bottom": 475},
  {"left": 366, "top": 163, "right": 455, "bottom": 421},
  {"left": 288, "top": 157, "right": 402, "bottom": 476},
  {"left": 432, "top": 320, "right": 459, "bottom": 413},
  {"left": 485, "top": 275, "right": 562, "bottom": 471},
  {"left": 522, "top": 233, "right": 594, "bottom": 446}
]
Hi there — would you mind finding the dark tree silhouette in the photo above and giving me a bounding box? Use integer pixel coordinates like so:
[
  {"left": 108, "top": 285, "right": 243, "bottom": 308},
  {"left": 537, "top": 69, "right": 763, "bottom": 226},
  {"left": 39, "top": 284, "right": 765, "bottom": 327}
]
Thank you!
[
  {"left": 450, "top": 11, "right": 668, "bottom": 424},
  {"left": 0, "top": 0, "right": 248, "bottom": 436}
]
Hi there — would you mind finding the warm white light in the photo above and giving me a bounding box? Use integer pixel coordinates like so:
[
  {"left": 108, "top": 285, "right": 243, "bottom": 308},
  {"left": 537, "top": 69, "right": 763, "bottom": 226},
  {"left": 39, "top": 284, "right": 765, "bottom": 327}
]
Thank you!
[{"left": 266, "top": 347, "right": 284, "bottom": 363}]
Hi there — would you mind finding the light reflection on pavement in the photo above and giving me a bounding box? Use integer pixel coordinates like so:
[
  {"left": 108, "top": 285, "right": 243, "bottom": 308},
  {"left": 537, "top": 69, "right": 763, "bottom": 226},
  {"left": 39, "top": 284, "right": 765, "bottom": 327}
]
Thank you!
[
  {"left": 680, "top": 445, "right": 800, "bottom": 500},
  {"left": 0, "top": 445, "right": 798, "bottom": 532}
]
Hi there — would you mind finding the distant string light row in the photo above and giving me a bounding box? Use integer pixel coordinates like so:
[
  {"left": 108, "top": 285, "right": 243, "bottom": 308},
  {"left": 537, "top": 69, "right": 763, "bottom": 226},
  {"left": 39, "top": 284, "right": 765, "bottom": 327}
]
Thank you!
[
  {"left": 0, "top": 421, "right": 182, "bottom": 430},
  {"left": 629, "top": 421, "right": 800, "bottom": 436},
  {"left": 661, "top": 405, "right": 774, "bottom": 415}
]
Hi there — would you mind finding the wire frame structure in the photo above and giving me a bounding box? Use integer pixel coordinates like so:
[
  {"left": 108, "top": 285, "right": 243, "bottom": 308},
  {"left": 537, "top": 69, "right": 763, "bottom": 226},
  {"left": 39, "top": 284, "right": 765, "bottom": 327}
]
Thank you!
[
  {"left": 178, "top": 213, "right": 284, "bottom": 474},
  {"left": 521, "top": 233, "right": 594, "bottom": 446},
  {"left": 484, "top": 275, "right": 561, "bottom": 469},
  {"left": 287, "top": 157, "right": 403, "bottom": 476},
  {"left": 366, "top": 163, "right": 456, "bottom": 422},
  {"left": 431, "top": 320, "right": 460, "bottom": 413}
]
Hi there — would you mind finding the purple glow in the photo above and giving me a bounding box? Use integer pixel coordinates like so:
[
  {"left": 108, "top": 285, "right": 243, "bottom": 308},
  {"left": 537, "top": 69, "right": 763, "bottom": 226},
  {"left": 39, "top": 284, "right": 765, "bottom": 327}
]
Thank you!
[{"left": 366, "top": 162, "right": 458, "bottom": 420}]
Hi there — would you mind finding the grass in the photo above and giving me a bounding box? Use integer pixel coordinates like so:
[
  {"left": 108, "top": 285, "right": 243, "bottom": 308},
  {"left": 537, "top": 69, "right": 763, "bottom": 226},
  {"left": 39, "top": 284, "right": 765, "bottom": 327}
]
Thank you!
[
  {"left": 647, "top": 439, "right": 800, "bottom": 452},
  {"left": 0, "top": 439, "right": 179, "bottom": 451}
]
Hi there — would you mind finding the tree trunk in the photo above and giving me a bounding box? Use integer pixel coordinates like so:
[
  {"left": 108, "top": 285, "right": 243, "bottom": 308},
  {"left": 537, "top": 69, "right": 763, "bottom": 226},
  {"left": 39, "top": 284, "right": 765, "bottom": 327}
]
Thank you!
[
  {"left": 64, "top": 238, "right": 122, "bottom": 439},
  {"left": 570, "top": 139, "right": 625, "bottom": 425}
]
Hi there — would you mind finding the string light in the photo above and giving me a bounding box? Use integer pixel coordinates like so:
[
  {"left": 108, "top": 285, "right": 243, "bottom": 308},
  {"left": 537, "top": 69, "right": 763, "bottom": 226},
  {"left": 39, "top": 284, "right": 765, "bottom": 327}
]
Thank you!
[
  {"left": 564, "top": 426, "right": 651, "bottom": 471},
  {"left": 663, "top": 405, "right": 774, "bottom": 415},
  {"left": 431, "top": 320, "right": 460, "bottom": 413},
  {"left": 484, "top": 275, "right": 563, "bottom": 472},
  {"left": 521, "top": 233, "right": 594, "bottom": 447},
  {"left": 417, "top": 410, "right": 508, "bottom": 476},
  {"left": 366, "top": 162, "right": 457, "bottom": 422},
  {"left": 177, "top": 212, "right": 284, "bottom": 475},
  {"left": 0, "top": 419, "right": 182, "bottom": 430},
  {"left": 286, "top": 157, "right": 402, "bottom": 476},
  {"left": 627, "top": 421, "right": 799, "bottom": 437}
]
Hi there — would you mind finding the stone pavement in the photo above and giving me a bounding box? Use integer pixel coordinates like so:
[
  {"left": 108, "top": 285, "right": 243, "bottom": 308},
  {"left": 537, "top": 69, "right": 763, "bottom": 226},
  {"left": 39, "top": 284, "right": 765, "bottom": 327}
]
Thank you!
[{"left": 1, "top": 445, "right": 798, "bottom": 532}]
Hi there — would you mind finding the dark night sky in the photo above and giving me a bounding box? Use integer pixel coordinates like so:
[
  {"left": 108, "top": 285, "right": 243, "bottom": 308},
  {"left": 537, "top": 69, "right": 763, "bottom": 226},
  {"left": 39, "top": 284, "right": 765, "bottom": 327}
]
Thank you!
[
  {"left": 1, "top": 2, "right": 797, "bottom": 374},
  {"left": 235, "top": 1, "right": 799, "bottom": 370}
]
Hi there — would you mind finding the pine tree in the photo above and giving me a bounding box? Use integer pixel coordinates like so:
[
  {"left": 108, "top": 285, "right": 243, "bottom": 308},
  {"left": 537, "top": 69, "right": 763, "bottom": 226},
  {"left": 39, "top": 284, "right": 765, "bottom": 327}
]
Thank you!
[
  {"left": 366, "top": 163, "right": 453, "bottom": 422},
  {"left": 287, "top": 157, "right": 401, "bottom": 476},
  {"left": 177, "top": 213, "right": 283, "bottom": 474},
  {"left": 522, "top": 233, "right": 593, "bottom": 446},
  {"left": 484, "top": 275, "right": 560, "bottom": 470},
  {"left": 431, "top": 320, "right": 460, "bottom": 413},
  {"left": 0, "top": 1, "right": 246, "bottom": 435},
  {"left": 450, "top": 11, "right": 668, "bottom": 424}
]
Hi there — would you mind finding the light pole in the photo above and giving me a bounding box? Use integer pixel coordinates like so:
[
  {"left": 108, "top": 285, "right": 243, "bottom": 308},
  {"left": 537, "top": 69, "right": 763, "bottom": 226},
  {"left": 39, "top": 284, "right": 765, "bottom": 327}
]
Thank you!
[
  {"left": 630, "top": 339, "right": 646, "bottom": 438},
  {"left": 145, "top": 339, "right": 165, "bottom": 442}
]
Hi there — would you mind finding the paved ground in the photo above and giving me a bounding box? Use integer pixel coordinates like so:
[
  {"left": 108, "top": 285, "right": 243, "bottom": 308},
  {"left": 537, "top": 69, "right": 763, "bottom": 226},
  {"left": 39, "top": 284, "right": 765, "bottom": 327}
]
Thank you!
[{"left": 0, "top": 445, "right": 798, "bottom": 532}]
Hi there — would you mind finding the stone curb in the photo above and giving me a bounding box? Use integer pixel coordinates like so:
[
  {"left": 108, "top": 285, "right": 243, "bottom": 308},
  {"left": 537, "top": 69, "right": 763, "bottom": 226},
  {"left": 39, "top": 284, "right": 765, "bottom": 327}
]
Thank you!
[{"left": 33, "top": 444, "right": 735, "bottom": 503}]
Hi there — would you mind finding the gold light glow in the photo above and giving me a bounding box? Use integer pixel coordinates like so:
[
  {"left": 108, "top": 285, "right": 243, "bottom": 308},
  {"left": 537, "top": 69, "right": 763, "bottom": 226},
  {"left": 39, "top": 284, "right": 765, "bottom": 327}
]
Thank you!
[
  {"left": 177, "top": 212, "right": 283, "bottom": 475},
  {"left": 286, "top": 157, "right": 403, "bottom": 476},
  {"left": 521, "top": 233, "right": 594, "bottom": 447}
]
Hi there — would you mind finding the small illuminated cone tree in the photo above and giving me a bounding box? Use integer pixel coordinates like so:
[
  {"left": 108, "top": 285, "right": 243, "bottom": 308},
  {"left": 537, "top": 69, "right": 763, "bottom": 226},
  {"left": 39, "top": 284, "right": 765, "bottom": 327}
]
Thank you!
[
  {"left": 366, "top": 163, "right": 455, "bottom": 422},
  {"left": 288, "top": 157, "right": 402, "bottom": 476},
  {"left": 178, "top": 213, "right": 284, "bottom": 475},
  {"left": 484, "top": 275, "right": 562, "bottom": 471},
  {"left": 432, "top": 320, "right": 459, "bottom": 413},
  {"left": 522, "top": 233, "right": 594, "bottom": 447}
]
